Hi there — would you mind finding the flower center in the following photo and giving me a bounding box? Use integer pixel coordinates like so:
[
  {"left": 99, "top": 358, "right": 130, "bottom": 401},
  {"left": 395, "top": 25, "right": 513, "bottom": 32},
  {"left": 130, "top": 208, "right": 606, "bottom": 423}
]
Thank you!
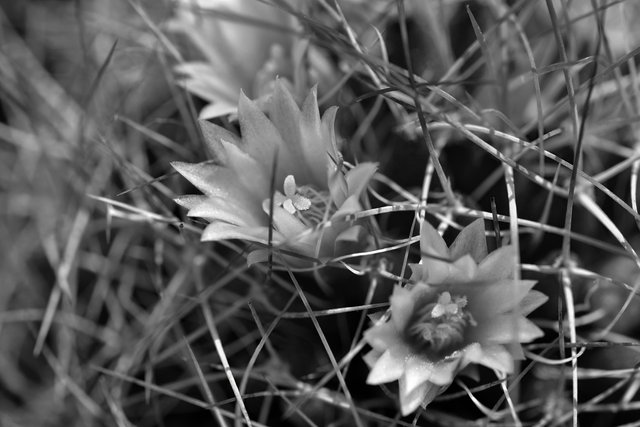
[
  {"left": 273, "top": 175, "right": 334, "bottom": 227},
  {"left": 406, "top": 291, "right": 476, "bottom": 354}
]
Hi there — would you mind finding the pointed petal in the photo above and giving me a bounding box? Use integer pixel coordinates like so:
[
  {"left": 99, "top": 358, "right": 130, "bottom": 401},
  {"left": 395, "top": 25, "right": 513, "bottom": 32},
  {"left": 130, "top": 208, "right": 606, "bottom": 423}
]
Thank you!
[
  {"left": 470, "top": 315, "right": 544, "bottom": 344},
  {"left": 363, "top": 349, "right": 383, "bottom": 368},
  {"left": 465, "top": 279, "right": 539, "bottom": 319},
  {"left": 403, "top": 356, "right": 436, "bottom": 394},
  {"left": 174, "top": 62, "right": 239, "bottom": 104},
  {"left": 198, "top": 102, "right": 237, "bottom": 120},
  {"left": 422, "top": 253, "right": 477, "bottom": 284},
  {"left": 474, "top": 344, "right": 515, "bottom": 374},
  {"left": 187, "top": 197, "right": 261, "bottom": 226},
  {"left": 505, "top": 342, "right": 525, "bottom": 360},
  {"left": 476, "top": 245, "right": 517, "bottom": 281},
  {"left": 263, "top": 202, "right": 307, "bottom": 237},
  {"left": 198, "top": 119, "right": 241, "bottom": 160},
  {"left": 426, "top": 359, "right": 459, "bottom": 386},
  {"left": 418, "top": 382, "right": 443, "bottom": 408},
  {"left": 398, "top": 378, "right": 430, "bottom": 416},
  {"left": 449, "top": 218, "right": 488, "bottom": 263},
  {"left": 345, "top": 162, "right": 377, "bottom": 199},
  {"left": 321, "top": 106, "right": 340, "bottom": 162},
  {"left": 420, "top": 220, "right": 450, "bottom": 260},
  {"left": 238, "top": 91, "right": 284, "bottom": 173},
  {"left": 328, "top": 167, "right": 349, "bottom": 207},
  {"left": 175, "top": 194, "right": 263, "bottom": 229},
  {"left": 174, "top": 195, "right": 208, "bottom": 211},
  {"left": 201, "top": 221, "right": 272, "bottom": 243},
  {"left": 449, "top": 254, "right": 479, "bottom": 281},
  {"left": 461, "top": 364, "right": 481, "bottom": 382},
  {"left": 335, "top": 225, "right": 365, "bottom": 243},
  {"left": 269, "top": 82, "right": 312, "bottom": 181},
  {"left": 409, "top": 263, "right": 428, "bottom": 282},
  {"left": 332, "top": 194, "right": 362, "bottom": 218},
  {"left": 299, "top": 86, "right": 328, "bottom": 186},
  {"left": 363, "top": 321, "right": 405, "bottom": 351},
  {"left": 366, "top": 350, "right": 406, "bottom": 385},
  {"left": 458, "top": 343, "right": 483, "bottom": 369},
  {"left": 172, "top": 161, "right": 240, "bottom": 199},
  {"left": 218, "top": 140, "right": 270, "bottom": 199},
  {"left": 247, "top": 249, "right": 270, "bottom": 266},
  {"left": 519, "top": 290, "right": 548, "bottom": 315}
]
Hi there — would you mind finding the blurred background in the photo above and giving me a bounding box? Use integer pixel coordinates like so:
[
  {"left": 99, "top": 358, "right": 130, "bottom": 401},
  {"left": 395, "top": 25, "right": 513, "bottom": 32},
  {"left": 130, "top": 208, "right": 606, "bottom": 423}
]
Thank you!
[{"left": 2, "top": 1, "right": 640, "bottom": 425}]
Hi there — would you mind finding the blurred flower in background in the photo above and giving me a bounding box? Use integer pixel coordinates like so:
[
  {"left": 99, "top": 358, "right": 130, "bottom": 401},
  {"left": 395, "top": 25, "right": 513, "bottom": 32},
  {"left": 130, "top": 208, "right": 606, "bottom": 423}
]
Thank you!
[
  {"left": 363, "top": 219, "right": 547, "bottom": 415},
  {"left": 167, "top": 0, "right": 336, "bottom": 119},
  {"left": 172, "top": 81, "right": 377, "bottom": 266},
  {"left": 337, "top": 0, "right": 456, "bottom": 81}
]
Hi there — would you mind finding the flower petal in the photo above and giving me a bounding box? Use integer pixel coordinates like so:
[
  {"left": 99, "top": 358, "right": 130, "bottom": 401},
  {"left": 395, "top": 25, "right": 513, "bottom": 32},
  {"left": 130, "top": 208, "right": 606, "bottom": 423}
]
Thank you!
[
  {"left": 363, "top": 349, "right": 383, "bottom": 368},
  {"left": 398, "top": 377, "right": 431, "bottom": 416},
  {"left": 321, "top": 106, "right": 340, "bottom": 163},
  {"left": 366, "top": 349, "right": 406, "bottom": 385},
  {"left": 449, "top": 218, "right": 488, "bottom": 263},
  {"left": 328, "top": 167, "right": 349, "bottom": 207},
  {"left": 425, "top": 359, "right": 459, "bottom": 386},
  {"left": 476, "top": 245, "right": 517, "bottom": 281},
  {"left": 300, "top": 86, "right": 329, "bottom": 186},
  {"left": 246, "top": 249, "right": 270, "bottom": 266},
  {"left": 332, "top": 194, "right": 362, "bottom": 218},
  {"left": 198, "top": 119, "right": 241, "bottom": 160},
  {"left": 474, "top": 344, "right": 515, "bottom": 374},
  {"left": 172, "top": 161, "right": 231, "bottom": 198},
  {"left": 408, "top": 263, "right": 428, "bottom": 282},
  {"left": 174, "top": 195, "right": 208, "bottom": 211},
  {"left": 505, "top": 342, "right": 526, "bottom": 360},
  {"left": 262, "top": 202, "right": 307, "bottom": 237},
  {"left": 238, "top": 91, "right": 290, "bottom": 180},
  {"left": 345, "top": 162, "right": 377, "bottom": 199},
  {"left": 363, "top": 321, "right": 405, "bottom": 352},
  {"left": 187, "top": 196, "right": 261, "bottom": 226},
  {"left": 470, "top": 315, "right": 544, "bottom": 344},
  {"left": 333, "top": 225, "right": 367, "bottom": 256},
  {"left": 420, "top": 220, "right": 450, "bottom": 259},
  {"left": 403, "top": 355, "right": 436, "bottom": 394},
  {"left": 457, "top": 342, "right": 483, "bottom": 368},
  {"left": 421, "top": 253, "right": 477, "bottom": 284},
  {"left": 201, "top": 221, "right": 273, "bottom": 243},
  {"left": 174, "top": 62, "right": 240, "bottom": 106},
  {"left": 335, "top": 225, "right": 365, "bottom": 243},
  {"left": 519, "top": 290, "right": 549, "bottom": 315},
  {"left": 465, "top": 279, "right": 539, "bottom": 319},
  {"left": 218, "top": 140, "right": 270, "bottom": 199},
  {"left": 416, "top": 222, "right": 453, "bottom": 283},
  {"left": 172, "top": 161, "right": 264, "bottom": 215},
  {"left": 269, "top": 82, "right": 312, "bottom": 182},
  {"left": 199, "top": 102, "right": 237, "bottom": 120},
  {"left": 390, "top": 284, "right": 429, "bottom": 331}
]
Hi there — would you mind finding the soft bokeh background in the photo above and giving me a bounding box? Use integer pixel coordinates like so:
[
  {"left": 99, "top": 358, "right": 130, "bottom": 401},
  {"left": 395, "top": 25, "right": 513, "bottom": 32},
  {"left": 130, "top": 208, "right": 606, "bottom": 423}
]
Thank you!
[{"left": 2, "top": 1, "right": 640, "bottom": 426}]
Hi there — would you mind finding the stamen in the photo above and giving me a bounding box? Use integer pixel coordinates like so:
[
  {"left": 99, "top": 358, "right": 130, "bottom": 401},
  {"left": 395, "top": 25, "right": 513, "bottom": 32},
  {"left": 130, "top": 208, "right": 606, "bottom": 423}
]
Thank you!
[
  {"left": 280, "top": 175, "right": 312, "bottom": 215},
  {"left": 269, "top": 175, "right": 336, "bottom": 227},
  {"left": 407, "top": 291, "right": 473, "bottom": 353},
  {"left": 431, "top": 292, "right": 467, "bottom": 318}
]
